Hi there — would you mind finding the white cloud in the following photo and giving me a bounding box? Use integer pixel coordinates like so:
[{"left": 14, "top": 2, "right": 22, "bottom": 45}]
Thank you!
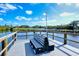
[
  {"left": 60, "top": 12, "right": 74, "bottom": 17},
  {"left": 30, "top": 3, "right": 39, "bottom": 5},
  {"left": 75, "top": 14, "right": 79, "bottom": 18},
  {"left": 0, "top": 18, "right": 4, "bottom": 21},
  {"left": 64, "top": 3, "right": 72, "bottom": 6},
  {"left": 30, "top": 3, "right": 40, "bottom": 6},
  {"left": 0, "top": 4, "right": 7, "bottom": 10},
  {"left": 57, "top": 3, "right": 64, "bottom": 6},
  {"left": 31, "top": 18, "right": 74, "bottom": 26},
  {"left": 6, "top": 21, "right": 12, "bottom": 24},
  {"left": 43, "top": 13, "right": 47, "bottom": 16},
  {"left": 25, "top": 10, "right": 32, "bottom": 15},
  {"left": 75, "top": 3, "right": 79, "bottom": 7},
  {"left": 30, "top": 19, "right": 59, "bottom": 26},
  {"left": 13, "top": 22, "right": 18, "bottom": 25},
  {"left": 18, "top": 5, "right": 23, "bottom": 9},
  {"left": 15, "top": 16, "right": 32, "bottom": 21},
  {"left": 57, "top": 3, "right": 79, "bottom": 8},
  {"left": 0, "top": 3, "right": 17, "bottom": 10},
  {"left": 0, "top": 10, "right": 6, "bottom": 13},
  {"left": 5, "top": 3, "right": 17, "bottom": 10},
  {"left": 34, "top": 17, "right": 39, "bottom": 20},
  {"left": 42, "top": 18, "right": 45, "bottom": 21},
  {"left": 57, "top": 3, "right": 73, "bottom": 6},
  {"left": 0, "top": 3, "right": 17, "bottom": 14}
]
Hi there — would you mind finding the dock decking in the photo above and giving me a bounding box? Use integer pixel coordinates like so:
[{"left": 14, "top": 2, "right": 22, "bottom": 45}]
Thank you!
[{"left": 6, "top": 37, "right": 79, "bottom": 56}]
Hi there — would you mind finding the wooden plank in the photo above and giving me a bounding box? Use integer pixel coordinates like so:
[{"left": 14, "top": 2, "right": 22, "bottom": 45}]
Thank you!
[
  {"left": 7, "top": 39, "right": 27, "bottom": 56},
  {"left": 7, "top": 39, "right": 68, "bottom": 56},
  {"left": 54, "top": 40, "right": 79, "bottom": 56}
]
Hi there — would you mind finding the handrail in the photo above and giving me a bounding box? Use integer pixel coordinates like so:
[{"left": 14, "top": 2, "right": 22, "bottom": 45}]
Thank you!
[
  {"left": 48, "top": 34, "right": 79, "bottom": 43},
  {"left": 0, "top": 30, "right": 78, "bottom": 56},
  {"left": 18, "top": 29, "right": 79, "bottom": 32},
  {"left": 0, "top": 31, "right": 17, "bottom": 56},
  {"left": 0, "top": 32, "right": 17, "bottom": 42},
  {"left": 0, "top": 38, "right": 16, "bottom": 55}
]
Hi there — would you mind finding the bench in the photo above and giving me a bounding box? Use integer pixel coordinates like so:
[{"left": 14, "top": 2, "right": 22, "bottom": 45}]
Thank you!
[{"left": 30, "top": 34, "right": 54, "bottom": 54}]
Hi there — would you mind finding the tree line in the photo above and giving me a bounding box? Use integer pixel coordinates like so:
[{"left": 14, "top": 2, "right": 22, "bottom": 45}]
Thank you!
[{"left": 0, "top": 23, "right": 79, "bottom": 32}]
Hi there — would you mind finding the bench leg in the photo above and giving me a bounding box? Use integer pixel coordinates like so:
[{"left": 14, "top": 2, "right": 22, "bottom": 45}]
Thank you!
[
  {"left": 35, "top": 48, "right": 45, "bottom": 54},
  {"left": 48, "top": 45, "right": 54, "bottom": 51},
  {"left": 30, "top": 41, "right": 33, "bottom": 48},
  {"left": 35, "top": 49, "right": 39, "bottom": 54}
]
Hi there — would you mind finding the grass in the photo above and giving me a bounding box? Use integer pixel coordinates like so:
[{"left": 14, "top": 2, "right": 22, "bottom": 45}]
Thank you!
[
  {"left": 13, "top": 28, "right": 41, "bottom": 31},
  {"left": 0, "top": 27, "right": 8, "bottom": 32},
  {"left": 0, "top": 27, "right": 42, "bottom": 32}
]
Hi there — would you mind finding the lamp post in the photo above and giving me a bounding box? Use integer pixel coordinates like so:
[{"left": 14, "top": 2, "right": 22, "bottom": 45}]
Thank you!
[{"left": 43, "top": 12, "right": 48, "bottom": 38}]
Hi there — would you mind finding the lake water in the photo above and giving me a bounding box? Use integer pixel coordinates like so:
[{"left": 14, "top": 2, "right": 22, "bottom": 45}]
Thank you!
[{"left": 0, "top": 32, "right": 79, "bottom": 52}]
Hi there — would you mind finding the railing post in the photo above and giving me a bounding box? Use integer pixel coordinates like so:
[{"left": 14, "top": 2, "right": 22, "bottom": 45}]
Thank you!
[
  {"left": 1, "top": 38, "right": 8, "bottom": 56},
  {"left": 14, "top": 33, "right": 16, "bottom": 41},
  {"left": 33, "top": 31, "right": 35, "bottom": 38},
  {"left": 64, "top": 33, "right": 67, "bottom": 44},
  {"left": 52, "top": 32, "right": 54, "bottom": 40},
  {"left": 26, "top": 32, "right": 27, "bottom": 39},
  {"left": 33, "top": 31, "right": 35, "bottom": 35},
  {"left": 40, "top": 31, "right": 41, "bottom": 34},
  {"left": 12, "top": 33, "right": 16, "bottom": 45}
]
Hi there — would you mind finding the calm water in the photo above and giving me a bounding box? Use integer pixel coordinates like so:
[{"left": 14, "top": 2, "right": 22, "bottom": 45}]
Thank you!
[{"left": 0, "top": 32, "right": 79, "bottom": 52}]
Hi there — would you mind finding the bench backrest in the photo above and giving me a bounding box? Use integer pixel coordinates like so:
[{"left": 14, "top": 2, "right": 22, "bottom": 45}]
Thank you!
[{"left": 34, "top": 34, "right": 49, "bottom": 49}]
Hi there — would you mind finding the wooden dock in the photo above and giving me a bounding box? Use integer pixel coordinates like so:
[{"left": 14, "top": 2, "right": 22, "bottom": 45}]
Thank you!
[
  {"left": 6, "top": 38, "right": 79, "bottom": 56},
  {"left": 0, "top": 31, "right": 79, "bottom": 56}
]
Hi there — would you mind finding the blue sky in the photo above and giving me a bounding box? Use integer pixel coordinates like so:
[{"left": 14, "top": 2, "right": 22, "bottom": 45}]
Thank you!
[{"left": 0, "top": 3, "right": 79, "bottom": 26}]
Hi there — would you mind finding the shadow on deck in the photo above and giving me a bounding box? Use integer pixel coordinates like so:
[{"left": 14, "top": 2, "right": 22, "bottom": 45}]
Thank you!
[
  {"left": 25, "top": 43, "right": 53, "bottom": 56},
  {"left": 6, "top": 35, "right": 79, "bottom": 56},
  {"left": 25, "top": 43, "right": 35, "bottom": 56}
]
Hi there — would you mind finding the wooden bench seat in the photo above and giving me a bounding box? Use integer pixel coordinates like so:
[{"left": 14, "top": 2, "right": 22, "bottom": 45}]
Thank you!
[
  {"left": 30, "top": 39, "right": 42, "bottom": 49},
  {"left": 30, "top": 34, "right": 54, "bottom": 54}
]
